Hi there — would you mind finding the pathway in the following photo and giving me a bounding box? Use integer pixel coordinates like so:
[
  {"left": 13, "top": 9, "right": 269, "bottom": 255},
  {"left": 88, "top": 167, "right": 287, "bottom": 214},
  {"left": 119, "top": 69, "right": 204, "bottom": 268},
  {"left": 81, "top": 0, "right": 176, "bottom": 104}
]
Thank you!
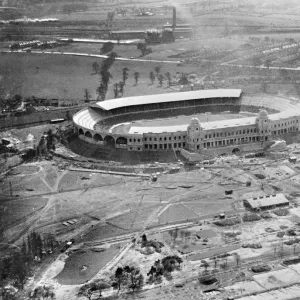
[{"left": 2, "top": 50, "right": 181, "bottom": 64}]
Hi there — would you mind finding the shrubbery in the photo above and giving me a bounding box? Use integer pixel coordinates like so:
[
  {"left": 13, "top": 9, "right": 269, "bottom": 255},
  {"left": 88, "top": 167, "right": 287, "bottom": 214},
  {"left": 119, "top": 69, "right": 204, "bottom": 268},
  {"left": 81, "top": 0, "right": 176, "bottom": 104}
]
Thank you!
[
  {"left": 199, "top": 275, "right": 218, "bottom": 285},
  {"left": 214, "top": 217, "right": 241, "bottom": 226},
  {"left": 242, "top": 243, "right": 262, "bottom": 249},
  {"left": 251, "top": 264, "right": 271, "bottom": 273},
  {"left": 243, "top": 213, "right": 262, "bottom": 222}
]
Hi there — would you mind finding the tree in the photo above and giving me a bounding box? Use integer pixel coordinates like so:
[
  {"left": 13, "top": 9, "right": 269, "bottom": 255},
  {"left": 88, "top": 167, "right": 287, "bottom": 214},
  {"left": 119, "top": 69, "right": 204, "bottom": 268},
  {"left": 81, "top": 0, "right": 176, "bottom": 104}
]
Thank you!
[
  {"left": 264, "top": 58, "right": 272, "bottom": 69},
  {"left": 100, "top": 42, "right": 114, "bottom": 54},
  {"left": 149, "top": 71, "right": 155, "bottom": 84},
  {"left": 154, "top": 66, "right": 161, "bottom": 77},
  {"left": 158, "top": 74, "right": 164, "bottom": 87},
  {"left": 78, "top": 285, "right": 92, "bottom": 300},
  {"left": 293, "top": 243, "right": 298, "bottom": 255},
  {"left": 92, "top": 62, "right": 100, "bottom": 75},
  {"left": 252, "top": 57, "right": 262, "bottom": 66},
  {"left": 272, "top": 242, "right": 277, "bottom": 258},
  {"left": 95, "top": 52, "right": 117, "bottom": 101},
  {"left": 122, "top": 67, "right": 129, "bottom": 85},
  {"left": 201, "top": 260, "right": 209, "bottom": 273},
  {"left": 279, "top": 241, "right": 284, "bottom": 258},
  {"left": 107, "top": 11, "right": 115, "bottom": 23},
  {"left": 179, "top": 73, "right": 189, "bottom": 85},
  {"left": 113, "top": 83, "right": 119, "bottom": 98},
  {"left": 115, "top": 267, "right": 124, "bottom": 291},
  {"left": 261, "top": 82, "right": 267, "bottom": 93},
  {"left": 134, "top": 72, "right": 140, "bottom": 85},
  {"left": 234, "top": 253, "right": 241, "bottom": 268},
  {"left": 119, "top": 81, "right": 125, "bottom": 96},
  {"left": 165, "top": 72, "right": 171, "bottom": 86},
  {"left": 93, "top": 280, "right": 110, "bottom": 298},
  {"left": 213, "top": 257, "right": 218, "bottom": 270},
  {"left": 46, "top": 129, "right": 55, "bottom": 151},
  {"left": 84, "top": 89, "right": 91, "bottom": 103},
  {"left": 137, "top": 42, "right": 148, "bottom": 56}
]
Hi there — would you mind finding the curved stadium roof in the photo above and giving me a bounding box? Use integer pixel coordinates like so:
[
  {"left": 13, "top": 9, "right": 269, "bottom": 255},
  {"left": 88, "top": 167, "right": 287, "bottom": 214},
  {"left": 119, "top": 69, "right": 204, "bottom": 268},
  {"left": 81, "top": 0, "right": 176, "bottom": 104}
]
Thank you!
[{"left": 94, "top": 89, "right": 242, "bottom": 111}]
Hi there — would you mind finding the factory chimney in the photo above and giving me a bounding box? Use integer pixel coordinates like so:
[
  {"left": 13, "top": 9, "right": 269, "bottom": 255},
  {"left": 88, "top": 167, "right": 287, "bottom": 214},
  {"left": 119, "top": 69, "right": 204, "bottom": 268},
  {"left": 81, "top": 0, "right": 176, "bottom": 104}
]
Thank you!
[{"left": 172, "top": 6, "right": 176, "bottom": 31}]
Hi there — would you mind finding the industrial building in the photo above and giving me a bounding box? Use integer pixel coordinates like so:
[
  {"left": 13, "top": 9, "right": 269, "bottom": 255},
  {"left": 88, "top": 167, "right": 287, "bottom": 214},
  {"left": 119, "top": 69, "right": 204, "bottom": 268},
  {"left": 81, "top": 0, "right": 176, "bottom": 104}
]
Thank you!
[{"left": 243, "top": 194, "right": 290, "bottom": 211}]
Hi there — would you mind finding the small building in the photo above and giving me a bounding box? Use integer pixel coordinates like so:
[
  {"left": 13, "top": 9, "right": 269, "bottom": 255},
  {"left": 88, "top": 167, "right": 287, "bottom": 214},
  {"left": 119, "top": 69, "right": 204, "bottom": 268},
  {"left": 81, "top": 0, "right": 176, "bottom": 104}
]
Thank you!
[{"left": 243, "top": 193, "right": 289, "bottom": 211}]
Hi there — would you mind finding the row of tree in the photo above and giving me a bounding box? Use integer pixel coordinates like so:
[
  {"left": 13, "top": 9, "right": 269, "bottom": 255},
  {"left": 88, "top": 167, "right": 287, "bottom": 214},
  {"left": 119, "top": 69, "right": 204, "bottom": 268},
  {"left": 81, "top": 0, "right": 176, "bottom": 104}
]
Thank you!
[{"left": 0, "top": 231, "right": 56, "bottom": 290}]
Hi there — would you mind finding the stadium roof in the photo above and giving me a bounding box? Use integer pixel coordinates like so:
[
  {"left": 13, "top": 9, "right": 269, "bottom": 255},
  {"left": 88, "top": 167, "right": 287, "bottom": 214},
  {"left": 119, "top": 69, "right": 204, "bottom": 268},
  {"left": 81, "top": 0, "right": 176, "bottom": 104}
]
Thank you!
[
  {"left": 95, "top": 89, "right": 242, "bottom": 111},
  {"left": 244, "top": 193, "right": 289, "bottom": 209}
]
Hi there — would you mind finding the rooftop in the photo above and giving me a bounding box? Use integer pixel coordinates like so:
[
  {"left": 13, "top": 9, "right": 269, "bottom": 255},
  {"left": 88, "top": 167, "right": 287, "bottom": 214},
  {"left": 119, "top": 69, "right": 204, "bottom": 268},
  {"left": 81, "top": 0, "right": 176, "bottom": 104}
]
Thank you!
[
  {"left": 245, "top": 193, "right": 289, "bottom": 209},
  {"left": 95, "top": 89, "right": 242, "bottom": 111}
]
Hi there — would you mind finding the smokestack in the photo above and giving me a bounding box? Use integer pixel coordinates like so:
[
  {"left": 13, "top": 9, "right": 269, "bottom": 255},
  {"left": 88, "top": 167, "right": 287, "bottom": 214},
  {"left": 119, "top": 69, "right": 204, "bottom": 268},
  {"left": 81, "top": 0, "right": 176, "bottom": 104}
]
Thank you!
[{"left": 173, "top": 6, "right": 176, "bottom": 31}]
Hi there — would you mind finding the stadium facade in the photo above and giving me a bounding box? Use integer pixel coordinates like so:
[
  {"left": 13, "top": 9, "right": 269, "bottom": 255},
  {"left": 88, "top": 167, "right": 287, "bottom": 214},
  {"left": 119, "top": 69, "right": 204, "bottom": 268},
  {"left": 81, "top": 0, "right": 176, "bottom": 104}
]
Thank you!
[{"left": 73, "top": 89, "right": 300, "bottom": 160}]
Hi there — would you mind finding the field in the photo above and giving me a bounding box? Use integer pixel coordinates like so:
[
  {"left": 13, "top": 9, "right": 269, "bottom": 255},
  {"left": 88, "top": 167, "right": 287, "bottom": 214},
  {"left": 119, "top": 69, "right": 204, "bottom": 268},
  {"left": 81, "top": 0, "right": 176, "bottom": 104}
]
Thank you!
[
  {"left": 111, "top": 112, "right": 253, "bottom": 135},
  {"left": 0, "top": 52, "right": 197, "bottom": 101},
  {"left": 54, "top": 245, "right": 122, "bottom": 285}
]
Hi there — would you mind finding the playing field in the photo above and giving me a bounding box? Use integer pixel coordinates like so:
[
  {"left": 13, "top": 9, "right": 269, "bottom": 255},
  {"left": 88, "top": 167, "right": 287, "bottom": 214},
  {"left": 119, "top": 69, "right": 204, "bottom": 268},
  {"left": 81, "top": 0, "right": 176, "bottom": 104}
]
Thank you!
[{"left": 110, "top": 112, "right": 255, "bottom": 134}]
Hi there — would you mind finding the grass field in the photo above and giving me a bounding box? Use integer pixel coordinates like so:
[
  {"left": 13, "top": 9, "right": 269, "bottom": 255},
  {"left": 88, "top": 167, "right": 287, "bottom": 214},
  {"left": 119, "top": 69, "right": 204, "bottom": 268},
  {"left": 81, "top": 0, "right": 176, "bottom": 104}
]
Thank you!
[
  {"left": 0, "top": 52, "right": 198, "bottom": 101},
  {"left": 55, "top": 245, "right": 121, "bottom": 285},
  {"left": 111, "top": 112, "right": 252, "bottom": 135}
]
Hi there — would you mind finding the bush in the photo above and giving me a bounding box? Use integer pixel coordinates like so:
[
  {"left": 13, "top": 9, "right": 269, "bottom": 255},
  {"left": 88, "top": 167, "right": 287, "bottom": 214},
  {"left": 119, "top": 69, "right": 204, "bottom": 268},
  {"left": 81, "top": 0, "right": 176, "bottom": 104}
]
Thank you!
[
  {"left": 216, "top": 253, "right": 231, "bottom": 259},
  {"left": 280, "top": 225, "right": 289, "bottom": 230},
  {"left": 251, "top": 264, "right": 271, "bottom": 273},
  {"left": 243, "top": 213, "right": 262, "bottom": 222},
  {"left": 224, "top": 231, "right": 241, "bottom": 238},
  {"left": 277, "top": 231, "right": 285, "bottom": 238},
  {"left": 141, "top": 240, "right": 164, "bottom": 253},
  {"left": 214, "top": 217, "right": 241, "bottom": 226},
  {"left": 199, "top": 275, "right": 218, "bottom": 285},
  {"left": 286, "top": 229, "right": 297, "bottom": 236},
  {"left": 242, "top": 243, "right": 262, "bottom": 249},
  {"left": 284, "top": 238, "right": 300, "bottom": 245},
  {"left": 254, "top": 174, "right": 265, "bottom": 179}
]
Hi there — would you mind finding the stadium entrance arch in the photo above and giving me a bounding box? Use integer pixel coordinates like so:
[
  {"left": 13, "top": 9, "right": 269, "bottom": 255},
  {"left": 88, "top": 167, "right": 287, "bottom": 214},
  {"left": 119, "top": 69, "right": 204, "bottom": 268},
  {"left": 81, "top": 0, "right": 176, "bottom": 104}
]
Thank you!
[
  {"left": 116, "top": 137, "right": 127, "bottom": 145},
  {"left": 85, "top": 131, "right": 92, "bottom": 138},
  {"left": 94, "top": 134, "right": 103, "bottom": 142},
  {"left": 104, "top": 135, "right": 115, "bottom": 147},
  {"left": 78, "top": 128, "right": 84, "bottom": 136}
]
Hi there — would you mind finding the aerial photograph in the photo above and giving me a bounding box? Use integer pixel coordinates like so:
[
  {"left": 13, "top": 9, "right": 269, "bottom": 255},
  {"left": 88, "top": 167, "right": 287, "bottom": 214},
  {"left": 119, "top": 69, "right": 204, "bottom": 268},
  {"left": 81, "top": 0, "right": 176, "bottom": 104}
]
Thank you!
[{"left": 4, "top": 0, "right": 300, "bottom": 299}]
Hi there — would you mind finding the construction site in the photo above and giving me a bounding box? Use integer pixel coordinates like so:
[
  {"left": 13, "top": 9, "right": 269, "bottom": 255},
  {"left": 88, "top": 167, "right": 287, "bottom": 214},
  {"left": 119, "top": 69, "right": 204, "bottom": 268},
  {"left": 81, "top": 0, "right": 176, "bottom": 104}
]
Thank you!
[{"left": 2, "top": 117, "right": 300, "bottom": 299}]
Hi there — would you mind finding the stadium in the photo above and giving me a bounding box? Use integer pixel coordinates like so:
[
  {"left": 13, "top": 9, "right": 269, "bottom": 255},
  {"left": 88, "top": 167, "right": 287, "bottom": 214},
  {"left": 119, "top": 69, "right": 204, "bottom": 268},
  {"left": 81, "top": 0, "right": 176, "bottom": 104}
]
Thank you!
[{"left": 72, "top": 89, "right": 300, "bottom": 162}]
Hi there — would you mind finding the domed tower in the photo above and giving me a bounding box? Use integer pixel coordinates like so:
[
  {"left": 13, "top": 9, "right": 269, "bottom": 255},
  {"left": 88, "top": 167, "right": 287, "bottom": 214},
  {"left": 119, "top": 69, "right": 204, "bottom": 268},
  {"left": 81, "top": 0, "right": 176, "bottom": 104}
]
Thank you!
[
  {"left": 256, "top": 109, "right": 271, "bottom": 141},
  {"left": 187, "top": 117, "right": 204, "bottom": 151}
]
